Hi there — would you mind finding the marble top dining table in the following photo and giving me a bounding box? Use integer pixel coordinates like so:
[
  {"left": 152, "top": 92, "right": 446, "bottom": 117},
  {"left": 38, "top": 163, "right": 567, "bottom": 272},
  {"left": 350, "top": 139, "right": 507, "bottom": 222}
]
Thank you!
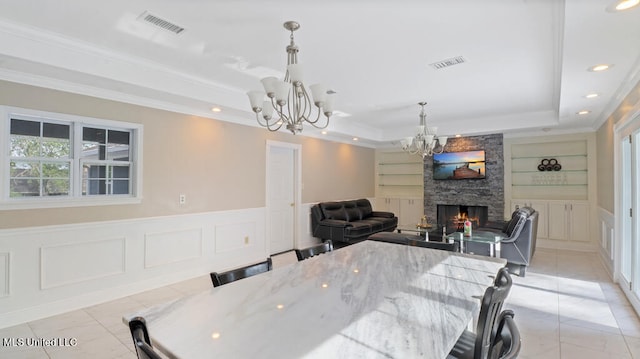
[{"left": 123, "top": 240, "right": 506, "bottom": 359}]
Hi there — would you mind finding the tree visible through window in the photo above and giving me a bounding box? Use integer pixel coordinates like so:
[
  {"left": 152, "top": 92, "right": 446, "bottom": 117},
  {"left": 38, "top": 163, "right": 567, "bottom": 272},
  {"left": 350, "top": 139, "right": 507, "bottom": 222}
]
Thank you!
[{"left": 10, "top": 119, "right": 71, "bottom": 197}]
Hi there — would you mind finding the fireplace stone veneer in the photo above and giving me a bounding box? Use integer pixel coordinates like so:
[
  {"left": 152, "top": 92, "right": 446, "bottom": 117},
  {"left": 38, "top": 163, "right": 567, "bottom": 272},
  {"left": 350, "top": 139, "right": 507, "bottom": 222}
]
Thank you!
[{"left": 424, "top": 134, "right": 504, "bottom": 225}]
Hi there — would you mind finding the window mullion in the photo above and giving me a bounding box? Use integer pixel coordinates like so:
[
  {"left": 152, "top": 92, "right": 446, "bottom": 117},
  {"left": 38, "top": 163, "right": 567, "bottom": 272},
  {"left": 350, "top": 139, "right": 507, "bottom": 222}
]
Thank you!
[{"left": 73, "top": 122, "right": 82, "bottom": 197}]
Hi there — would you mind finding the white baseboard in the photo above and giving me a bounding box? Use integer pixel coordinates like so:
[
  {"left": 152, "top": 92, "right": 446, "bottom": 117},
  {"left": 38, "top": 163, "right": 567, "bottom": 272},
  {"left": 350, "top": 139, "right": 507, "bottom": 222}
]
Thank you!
[{"left": 536, "top": 238, "right": 596, "bottom": 252}]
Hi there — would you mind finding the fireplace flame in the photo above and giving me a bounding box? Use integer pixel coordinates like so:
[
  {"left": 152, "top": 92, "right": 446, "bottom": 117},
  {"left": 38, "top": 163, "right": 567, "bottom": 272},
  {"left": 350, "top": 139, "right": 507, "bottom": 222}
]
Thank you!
[{"left": 450, "top": 213, "right": 480, "bottom": 230}]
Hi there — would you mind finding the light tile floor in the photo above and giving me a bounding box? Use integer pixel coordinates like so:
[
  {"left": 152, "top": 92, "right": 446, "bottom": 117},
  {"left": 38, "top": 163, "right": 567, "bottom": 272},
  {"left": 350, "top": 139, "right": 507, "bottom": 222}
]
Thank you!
[{"left": 1, "top": 248, "right": 639, "bottom": 358}]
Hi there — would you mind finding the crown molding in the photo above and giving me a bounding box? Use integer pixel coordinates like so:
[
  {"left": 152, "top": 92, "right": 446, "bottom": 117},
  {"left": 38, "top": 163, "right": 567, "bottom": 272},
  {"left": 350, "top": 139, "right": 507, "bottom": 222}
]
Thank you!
[
  {"left": 0, "top": 18, "right": 248, "bottom": 111},
  {"left": 592, "top": 54, "right": 640, "bottom": 131}
]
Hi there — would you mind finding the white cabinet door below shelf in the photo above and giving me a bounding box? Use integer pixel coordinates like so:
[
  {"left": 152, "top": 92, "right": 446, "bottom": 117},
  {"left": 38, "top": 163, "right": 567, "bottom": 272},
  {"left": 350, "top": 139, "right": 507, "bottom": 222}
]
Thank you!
[
  {"left": 377, "top": 198, "right": 397, "bottom": 213},
  {"left": 399, "top": 198, "right": 423, "bottom": 226},
  {"left": 545, "top": 201, "right": 589, "bottom": 241},
  {"left": 568, "top": 202, "right": 589, "bottom": 241},
  {"left": 376, "top": 197, "right": 423, "bottom": 226},
  {"left": 547, "top": 203, "right": 568, "bottom": 240}
]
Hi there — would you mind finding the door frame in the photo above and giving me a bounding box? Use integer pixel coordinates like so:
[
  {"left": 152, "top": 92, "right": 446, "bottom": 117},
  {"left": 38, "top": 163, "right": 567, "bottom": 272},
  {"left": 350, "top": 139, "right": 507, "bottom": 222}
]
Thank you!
[
  {"left": 614, "top": 104, "right": 640, "bottom": 313},
  {"left": 265, "top": 140, "right": 302, "bottom": 254}
]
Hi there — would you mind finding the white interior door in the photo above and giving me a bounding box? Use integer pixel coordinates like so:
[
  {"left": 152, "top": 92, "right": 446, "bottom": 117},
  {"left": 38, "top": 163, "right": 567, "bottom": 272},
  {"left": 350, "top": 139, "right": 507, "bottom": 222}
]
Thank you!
[
  {"left": 621, "top": 135, "right": 633, "bottom": 287},
  {"left": 634, "top": 130, "right": 640, "bottom": 298},
  {"left": 267, "top": 144, "right": 297, "bottom": 254},
  {"left": 618, "top": 115, "right": 640, "bottom": 303}
]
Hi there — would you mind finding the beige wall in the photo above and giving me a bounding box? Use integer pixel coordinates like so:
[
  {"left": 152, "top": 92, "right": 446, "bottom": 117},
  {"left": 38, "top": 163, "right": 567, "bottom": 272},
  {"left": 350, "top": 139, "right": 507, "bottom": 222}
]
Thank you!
[
  {"left": 596, "top": 79, "right": 640, "bottom": 213},
  {"left": 0, "top": 80, "right": 375, "bottom": 229}
]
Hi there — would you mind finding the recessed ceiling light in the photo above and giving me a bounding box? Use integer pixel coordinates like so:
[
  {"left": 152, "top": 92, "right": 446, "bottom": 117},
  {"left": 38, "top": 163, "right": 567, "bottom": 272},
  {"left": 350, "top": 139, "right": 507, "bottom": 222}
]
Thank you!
[
  {"left": 585, "top": 93, "right": 599, "bottom": 99},
  {"left": 611, "top": 0, "right": 639, "bottom": 11},
  {"left": 577, "top": 110, "right": 591, "bottom": 115},
  {"left": 211, "top": 107, "right": 222, "bottom": 112},
  {"left": 455, "top": 134, "right": 462, "bottom": 138},
  {"left": 352, "top": 137, "right": 359, "bottom": 141},
  {"left": 588, "top": 64, "right": 613, "bottom": 72},
  {"left": 321, "top": 131, "right": 328, "bottom": 135}
]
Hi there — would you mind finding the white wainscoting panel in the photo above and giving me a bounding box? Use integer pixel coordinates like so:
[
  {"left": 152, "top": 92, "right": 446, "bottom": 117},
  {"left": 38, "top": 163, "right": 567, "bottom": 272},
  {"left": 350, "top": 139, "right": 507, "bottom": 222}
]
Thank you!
[
  {"left": 0, "top": 252, "right": 9, "bottom": 297},
  {"left": 214, "top": 222, "right": 255, "bottom": 253},
  {"left": 598, "top": 207, "right": 615, "bottom": 277},
  {"left": 144, "top": 228, "right": 203, "bottom": 268},
  {"left": 41, "top": 238, "right": 125, "bottom": 289},
  {"left": 0, "top": 207, "right": 267, "bottom": 329}
]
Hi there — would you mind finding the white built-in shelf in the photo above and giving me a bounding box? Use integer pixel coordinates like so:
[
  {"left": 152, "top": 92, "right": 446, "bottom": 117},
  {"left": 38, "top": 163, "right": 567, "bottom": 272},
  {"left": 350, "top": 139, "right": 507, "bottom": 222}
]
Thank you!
[
  {"left": 509, "top": 140, "right": 589, "bottom": 200},
  {"left": 377, "top": 151, "right": 424, "bottom": 198}
]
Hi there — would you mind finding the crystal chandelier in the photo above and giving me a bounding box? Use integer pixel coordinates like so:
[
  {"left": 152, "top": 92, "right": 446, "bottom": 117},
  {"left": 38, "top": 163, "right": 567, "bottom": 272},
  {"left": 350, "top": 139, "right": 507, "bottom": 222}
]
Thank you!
[
  {"left": 400, "top": 102, "right": 448, "bottom": 158},
  {"left": 247, "top": 21, "right": 335, "bottom": 135}
]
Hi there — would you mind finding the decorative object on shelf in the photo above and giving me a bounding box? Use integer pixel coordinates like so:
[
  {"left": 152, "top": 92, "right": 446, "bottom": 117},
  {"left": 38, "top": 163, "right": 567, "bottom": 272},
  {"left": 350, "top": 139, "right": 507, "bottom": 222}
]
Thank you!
[
  {"left": 531, "top": 172, "right": 568, "bottom": 185},
  {"left": 247, "top": 21, "right": 335, "bottom": 135},
  {"left": 537, "top": 158, "right": 561, "bottom": 171},
  {"left": 400, "top": 102, "right": 448, "bottom": 158},
  {"left": 417, "top": 215, "right": 432, "bottom": 229}
]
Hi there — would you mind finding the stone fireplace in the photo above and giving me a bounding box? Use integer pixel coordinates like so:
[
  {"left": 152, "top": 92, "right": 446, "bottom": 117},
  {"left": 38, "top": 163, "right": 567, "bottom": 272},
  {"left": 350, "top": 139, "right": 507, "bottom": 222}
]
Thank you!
[
  {"left": 437, "top": 204, "right": 489, "bottom": 231},
  {"left": 424, "top": 134, "right": 504, "bottom": 225}
]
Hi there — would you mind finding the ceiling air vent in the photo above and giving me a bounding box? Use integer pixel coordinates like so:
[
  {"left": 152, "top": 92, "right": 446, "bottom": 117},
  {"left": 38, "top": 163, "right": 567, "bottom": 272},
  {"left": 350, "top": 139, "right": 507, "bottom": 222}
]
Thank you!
[
  {"left": 429, "top": 56, "right": 466, "bottom": 70},
  {"left": 139, "top": 11, "right": 185, "bottom": 34}
]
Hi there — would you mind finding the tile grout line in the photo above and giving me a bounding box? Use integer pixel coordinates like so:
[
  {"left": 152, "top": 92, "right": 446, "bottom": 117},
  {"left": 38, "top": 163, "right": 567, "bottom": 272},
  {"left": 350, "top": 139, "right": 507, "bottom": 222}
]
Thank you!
[
  {"left": 25, "top": 321, "right": 53, "bottom": 358},
  {"left": 555, "top": 247, "right": 563, "bottom": 359},
  {"left": 82, "top": 307, "right": 135, "bottom": 353}
]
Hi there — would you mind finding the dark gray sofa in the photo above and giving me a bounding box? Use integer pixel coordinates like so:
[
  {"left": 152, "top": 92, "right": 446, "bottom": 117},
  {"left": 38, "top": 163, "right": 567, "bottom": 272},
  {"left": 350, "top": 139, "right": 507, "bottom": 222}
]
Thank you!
[{"left": 310, "top": 199, "right": 398, "bottom": 244}]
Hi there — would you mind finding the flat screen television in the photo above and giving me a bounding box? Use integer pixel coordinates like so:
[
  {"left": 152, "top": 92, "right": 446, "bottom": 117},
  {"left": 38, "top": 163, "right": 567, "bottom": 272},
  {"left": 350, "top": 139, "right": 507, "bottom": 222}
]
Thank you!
[{"left": 433, "top": 150, "right": 486, "bottom": 180}]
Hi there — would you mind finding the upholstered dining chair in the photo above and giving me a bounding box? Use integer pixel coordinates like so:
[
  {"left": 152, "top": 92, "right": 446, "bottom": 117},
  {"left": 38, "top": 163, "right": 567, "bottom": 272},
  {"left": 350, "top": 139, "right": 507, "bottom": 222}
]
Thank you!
[
  {"left": 448, "top": 267, "right": 513, "bottom": 359},
  {"left": 129, "top": 316, "right": 162, "bottom": 359},
  {"left": 408, "top": 238, "right": 459, "bottom": 252},
  {"left": 210, "top": 258, "right": 273, "bottom": 287},
  {"left": 489, "top": 310, "right": 521, "bottom": 359},
  {"left": 295, "top": 240, "right": 334, "bottom": 261}
]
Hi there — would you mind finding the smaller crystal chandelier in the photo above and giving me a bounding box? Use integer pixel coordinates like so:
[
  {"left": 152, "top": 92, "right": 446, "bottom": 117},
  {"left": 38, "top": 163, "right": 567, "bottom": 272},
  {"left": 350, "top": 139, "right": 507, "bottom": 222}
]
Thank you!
[
  {"left": 400, "top": 102, "right": 448, "bottom": 158},
  {"left": 247, "top": 21, "right": 334, "bottom": 135}
]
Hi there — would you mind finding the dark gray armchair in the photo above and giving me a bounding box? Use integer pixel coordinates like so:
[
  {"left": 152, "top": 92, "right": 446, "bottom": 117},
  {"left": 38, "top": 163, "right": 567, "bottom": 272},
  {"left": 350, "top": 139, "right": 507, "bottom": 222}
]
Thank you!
[{"left": 479, "top": 207, "right": 538, "bottom": 276}]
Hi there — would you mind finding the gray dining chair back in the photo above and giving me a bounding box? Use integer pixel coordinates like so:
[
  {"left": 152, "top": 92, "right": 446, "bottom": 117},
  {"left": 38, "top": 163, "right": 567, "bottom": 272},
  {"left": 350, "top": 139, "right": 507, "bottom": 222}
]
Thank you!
[
  {"left": 210, "top": 258, "right": 273, "bottom": 287},
  {"left": 489, "top": 310, "right": 521, "bottom": 359},
  {"left": 448, "top": 267, "right": 513, "bottom": 359},
  {"left": 295, "top": 240, "right": 334, "bottom": 261},
  {"left": 129, "top": 317, "right": 162, "bottom": 359},
  {"left": 408, "top": 238, "right": 459, "bottom": 252}
]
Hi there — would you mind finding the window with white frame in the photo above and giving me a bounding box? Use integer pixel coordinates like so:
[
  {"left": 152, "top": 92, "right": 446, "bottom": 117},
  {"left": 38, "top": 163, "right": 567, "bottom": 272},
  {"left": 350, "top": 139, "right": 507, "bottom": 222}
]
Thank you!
[
  {"left": 2, "top": 106, "right": 142, "bottom": 209},
  {"left": 81, "top": 127, "right": 132, "bottom": 196}
]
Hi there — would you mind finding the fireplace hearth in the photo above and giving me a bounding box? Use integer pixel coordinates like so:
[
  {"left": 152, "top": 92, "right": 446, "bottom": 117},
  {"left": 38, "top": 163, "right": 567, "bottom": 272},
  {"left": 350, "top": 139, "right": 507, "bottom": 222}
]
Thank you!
[{"left": 437, "top": 205, "right": 489, "bottom": 232}]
